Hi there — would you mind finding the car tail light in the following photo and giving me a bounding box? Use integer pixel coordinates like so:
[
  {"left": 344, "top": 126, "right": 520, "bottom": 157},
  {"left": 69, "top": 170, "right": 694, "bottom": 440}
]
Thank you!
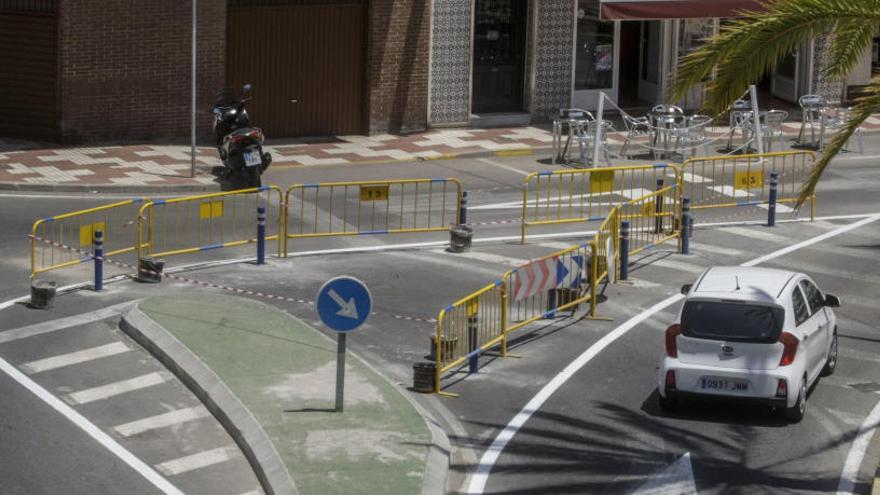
[
  {"left": 665, "top": 323, "right": 682, "bottom": 358},
  {"left": 775, "top": 379, "right": 788, "bottom": 398},
  {"left": 665, "top": 370, "right": 676, "bottom": 391},
  {"left": 778, "top": 332, "right": 799, "bottom": 366}
]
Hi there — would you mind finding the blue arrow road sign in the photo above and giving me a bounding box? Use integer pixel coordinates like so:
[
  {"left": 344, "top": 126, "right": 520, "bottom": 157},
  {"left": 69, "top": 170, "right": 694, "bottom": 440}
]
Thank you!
[{"left": 316, "top": 276, "right": 372, "bottom": 333}]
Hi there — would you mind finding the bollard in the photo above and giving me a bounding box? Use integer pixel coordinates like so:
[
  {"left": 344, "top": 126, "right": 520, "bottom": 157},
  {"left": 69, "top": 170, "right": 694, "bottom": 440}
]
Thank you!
[
  {"left": 681, "top": 198, "right": 691, "bottom": 255},
  {"left": 93, "top": 230, "right": 103, "bottom": 291},
  {"left": 768, "top": 172, "right": 778, "bottom": 227},
  {"left": 467, "top": 315, "right": 478, "bottom": 374},
  {"left": 257, "top": 206, "right": 266, "bottom": 265},
  {"left": 655, "top": 178, "right": 664, "bottom": 234},
  {"left": 459, "top": 191, "right": 468, "bottom": 225},
  {"left": 620, "top": 221, "right": 630, "bottom": 281},
  {"left": 30, "top": 280, "right": 56, "bottom": 309}
]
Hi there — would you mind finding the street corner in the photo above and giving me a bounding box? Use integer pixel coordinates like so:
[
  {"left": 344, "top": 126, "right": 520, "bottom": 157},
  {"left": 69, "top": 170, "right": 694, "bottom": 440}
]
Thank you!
[{"left": 126, "top": 292, "right": 447, "bottom": 495}]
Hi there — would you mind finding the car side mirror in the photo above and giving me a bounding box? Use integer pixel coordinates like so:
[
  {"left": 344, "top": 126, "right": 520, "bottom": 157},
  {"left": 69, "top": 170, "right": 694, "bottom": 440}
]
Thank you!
[
  {"left": 824, "top": 294, "right": 840, "bottom": 308},
  {"left": 680, "top": 284, "right": 692, "bottom": 295}
]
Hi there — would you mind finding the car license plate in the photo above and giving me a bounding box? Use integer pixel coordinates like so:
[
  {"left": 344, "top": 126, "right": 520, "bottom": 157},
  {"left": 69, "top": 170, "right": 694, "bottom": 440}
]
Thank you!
[
  {"left": 700, "top": 377, "right": 748, "bottom": 392},
  {"left": 243, "top": 150, "right": 261, "bottom": 167}
]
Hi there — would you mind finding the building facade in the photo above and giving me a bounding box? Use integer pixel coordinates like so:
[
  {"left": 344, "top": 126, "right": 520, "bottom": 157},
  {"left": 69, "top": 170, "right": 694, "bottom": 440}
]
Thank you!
[{"left": 0, "top": 0, "right": 869, "bottom": 144}]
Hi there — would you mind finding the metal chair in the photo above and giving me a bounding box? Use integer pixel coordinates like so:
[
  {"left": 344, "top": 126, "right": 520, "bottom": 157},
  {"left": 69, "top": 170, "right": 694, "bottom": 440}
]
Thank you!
[
  {"left": 577, "top": 120, "right": 614, "bottom": 167},
  {"left": 553, "top": 108, "right": 594, "bottom": 164},
  {"left": 796, "top": 94, "right": 827, "bottom": 148},
  {"left": 619, "top": 113, "right": 652, "bottom": 158},
  {"left": 822, "top": 107, "right": 864, "bottom": 153},
  {"left": 674, "top": 114, "right": 712, "bottom": 159},
  {"left": 649, "top": 105, "right": 685, "bottom": 158},
  {"left": 760, "top": 110, "right": 788, "bottom": 151},
  {"left": 727, "top": 99, "right": 755, "bottom": 150}
]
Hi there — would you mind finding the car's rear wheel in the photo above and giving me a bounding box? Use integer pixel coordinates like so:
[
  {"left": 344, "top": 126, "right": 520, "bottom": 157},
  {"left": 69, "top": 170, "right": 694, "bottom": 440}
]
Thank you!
[
  {"left": 658, "top": 391, "right": 678, "bottom": 412},
  {"left": 783, "top": 378, "right": 806, "bottom": 423},
  {"left": 821, "top": 331, "right": 838, "bottom": 377}
]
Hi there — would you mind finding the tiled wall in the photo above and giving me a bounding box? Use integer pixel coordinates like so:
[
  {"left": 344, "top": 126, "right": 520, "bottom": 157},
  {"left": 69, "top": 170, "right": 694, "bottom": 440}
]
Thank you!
[
  {"left": 429, "top": 0, "right": 472, "bottom": 124},
  {"left": 811, "top": 34, "right": 845, "bottom": 104},
  {"left": 529, "top": 0, "right": 574, "bottom": 122}
]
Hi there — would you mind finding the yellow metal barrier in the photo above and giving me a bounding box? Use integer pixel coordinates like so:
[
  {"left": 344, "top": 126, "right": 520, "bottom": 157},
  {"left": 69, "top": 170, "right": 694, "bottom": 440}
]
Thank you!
[
  {"left": 593, "top": 208, "right": 620, "bottom": 286},
  {"left": 520, "top": 163, "right": 681, "bottom": 243},
  {"left": 31, "top": 198, "right": 146, "bottom": 277},
  {"left": 137, "top": 186, "right": 284, "bottom": 260},
  {"left": 681, "top": 151, "right": 816, "bottom": 219},
  {"left": 284, "top": 178, "right": 462, "bottom": 253},
  {"left": 620, "top": 185, "right": 679, "bottom": 256}
]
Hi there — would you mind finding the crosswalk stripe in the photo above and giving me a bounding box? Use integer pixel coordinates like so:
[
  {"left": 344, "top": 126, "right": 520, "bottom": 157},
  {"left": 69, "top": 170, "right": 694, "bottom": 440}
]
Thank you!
[
  {"left": 766, "top": 257, "right": 880, "bottom": 286},
  {"left": 433, "top": 249, "right": 527, "bottom": 267},
  {"left": 154, "top": 445, "right": 239, "bottom": 476},
  {"left": 22, "top": 342, "right": 130, "bottom": 374},
  {"left": 827, "top": 408, "right": 864, "bottom": 427},
  {"left": 0, "top": 303, "right": 131, "bottom": 345},
  {"left": 839, "top": 346, "right": 880, "bottom": 364},
  {"left": 537, "top": 241, "right": 578, "bottom": 251},
  {"left": 113, "top": 406, "right": 212, "bottom": 437},
  {"left": 720, "top": 226, "right": 792, "bottom": 244},
  {"left": 709, "top": 185, "right": 755, "bottom": 198},
  {"left": 645, "top": 258, "right": 706, "bottom": 275},
  {"left": 687, "top": 242, "right": 744, "bottom": 257},
  {"left": 65, "top": 372, "right": 170, "bottom": 405},
  {"left": 680, "top": 172, "right": 713, "bottom": 184}
]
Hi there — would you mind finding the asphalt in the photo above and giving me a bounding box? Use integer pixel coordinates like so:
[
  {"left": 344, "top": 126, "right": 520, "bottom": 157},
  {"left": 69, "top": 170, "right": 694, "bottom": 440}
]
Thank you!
[{"left": 1, "top": 137, "right": 880, "bottom": 494}]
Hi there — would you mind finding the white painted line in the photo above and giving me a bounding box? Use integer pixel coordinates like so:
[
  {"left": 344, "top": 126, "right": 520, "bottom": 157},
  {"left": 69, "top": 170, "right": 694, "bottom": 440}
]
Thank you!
[
  {"left": 680, "top": 172, "right": 713, "bottom": 184},
  {"left": 634, "top": 452, "right": 697, "bottom": 495},
  {"left": 236, "top": 490, "right": 262, "bottom": 495},
  {"left": 695, "top": 211, "right": 880, "bottom": 228},
  {"left": 837, "top": 154, "right": 880, "bottom": 161},
  {"left": 433, "top": 249, "right": 527, "bottom": 267},
  {"left": 114, "top": 406, "right": 212, "bottom": 438},
  {"left": 647, "top": 259, "right": 706, "bottom": 275},
  {"left": 22, "top": 342, "right": 130, "bottom": 374},
  {"left": 476, "top": 157, "right": 531, "bottom": 177},
  {"left": 65, "top": 371, "right": 170, "bottom": 405},
  {"left": 687, "top": 242, "right": 744, "bottom": 257},
  {"left": 0, "top": 355, "right": 181, "bottom": 493},
  {"left": 709, "top": 185, "right": 755, "bottom": 198},
  {"left": 837, "top": 398, "right": 880, "bottom": 494},
  {"left": 466, "top": 214, "right": 880, "bottom": 494},
  {"left": 756, "top": 203, "right": 794, "bottom": 213},
  {"left": 827, "top": 408, "right": 864, "bottom": 427},
  {"left": 721, "top": 225, "right": 792, "bottom": 244},
  {"left": 767, "top": 257, "right": 880, "bottom": 286},
  {"left": 154, "top": 445, "right": 239, "bottom": 476},
  {"left": 537, "top": 241, "right": 579, "bottom": 251},
  {"left": 0, "top": 302, "right": 132, "bottom": 342}
]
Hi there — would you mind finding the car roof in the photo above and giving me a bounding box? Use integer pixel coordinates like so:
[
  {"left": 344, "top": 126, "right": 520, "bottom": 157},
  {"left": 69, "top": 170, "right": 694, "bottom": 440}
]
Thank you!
[{"left": 691, "top": 266, "right": 801, "bottom": 304}]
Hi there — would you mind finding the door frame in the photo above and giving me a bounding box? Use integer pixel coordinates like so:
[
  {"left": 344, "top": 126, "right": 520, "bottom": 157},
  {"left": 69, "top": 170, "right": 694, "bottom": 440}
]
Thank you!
[
  {"left": 570, "top": 3, "right": 620, "bottom": 111},
  {"left": 469, "top": 0, "right": 529, "bottom": 114}
]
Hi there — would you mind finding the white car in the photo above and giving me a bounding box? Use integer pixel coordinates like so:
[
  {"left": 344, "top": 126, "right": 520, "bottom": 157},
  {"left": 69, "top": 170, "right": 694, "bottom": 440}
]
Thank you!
[{"left": 657, "top": 266, "right": 840, "bottom": 422}]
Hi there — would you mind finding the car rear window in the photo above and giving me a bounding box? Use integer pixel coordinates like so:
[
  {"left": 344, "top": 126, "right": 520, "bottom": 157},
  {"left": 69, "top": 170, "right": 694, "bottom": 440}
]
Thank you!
[{"left": 681, "top": 300, "right": 784, "bottom": 342}]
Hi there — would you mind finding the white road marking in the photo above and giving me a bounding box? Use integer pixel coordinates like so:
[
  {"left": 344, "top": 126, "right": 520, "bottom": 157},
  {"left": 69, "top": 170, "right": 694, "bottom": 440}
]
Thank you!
[
  {"left": 114, "top": 405, "right": 212, "bottom": 438},
  {"left": 837, "top": 398, "right": 880, "bottom": 494},
  {"left": 827, "top": 408, "right": 864, "bottom": 427},
  {"left": 65, "top": 371, "right": 170, "bottom": 405},
  {"left": 466, "top": 214, "right": 880, "bottom": 494},
  {"left": 756, "top": 203, "right": 795, "bottom": 213},
  {"left": 687, "top": 242, "right": 744, "bottom": 257},
  {"left": 709, "top": 185, "right": 755, "bottom": 198},
  {"left": 22, "top": 342, "right": 130, "bottom": 374},
  {"left": 237, "top": 490, "right": 262, "bottom": 495},
  {"left": 765, "top": 257, "right": 880, "bottom": 286},
  {"left": 0, "top": 302, "right": 132, "bottom": 344},
  {"left": 154, "top": 445, "right": 239, "bottom": 476},
  {"left": 477, "top": 157, "right": 531, "bottom": 177},
  {"left": 538, "top": 241, "right": 579, "bottom": 251},
  {"left": 680, "top": 172, "right": 713, "bottom": 184},
  {"left": 645, "top": 259, "right": 706, "bottom": 275},
  {"left": 721, "top": 225, "right": 792, "bottom": 244},
  {"left": 470, "top": 188, "right": 656, "bottom": 211},
  {"left": 633, "top": 452, "right": 697, "bottom": 495},
  {"left": 0, "top": 356, "right": 181, "bottom": 493},
  {"left": 433, "top": 249, "right": 527, "bottom": 267}
]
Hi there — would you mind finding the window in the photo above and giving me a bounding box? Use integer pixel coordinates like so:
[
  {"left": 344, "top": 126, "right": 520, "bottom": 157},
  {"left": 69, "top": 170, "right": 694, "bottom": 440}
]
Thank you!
[
  {"left": 681, "top": 300, "right": 784, "bottom": 343},
  {"left": 792, "top": 288, "right": 810, "bottom": 326},
  {"left": 799, "top": 280, "right": 825, "bottom": 314},
  {"left": 677, "top": 19, "right": 715, "bottom": 60},
  {"left": 574, "top": 0, "right": 614, "bottom": 91}
]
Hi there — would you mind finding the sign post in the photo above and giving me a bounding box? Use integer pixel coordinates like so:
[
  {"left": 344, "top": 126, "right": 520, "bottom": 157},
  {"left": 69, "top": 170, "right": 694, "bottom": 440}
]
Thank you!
[{"left": 316, "top": 276, "right": 372, "bottom": 412}]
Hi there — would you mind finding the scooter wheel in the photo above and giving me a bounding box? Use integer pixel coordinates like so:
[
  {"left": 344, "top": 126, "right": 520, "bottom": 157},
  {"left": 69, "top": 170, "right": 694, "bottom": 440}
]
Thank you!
[{"left": 247, "top": 166, "right": 261, "bottom": 188}]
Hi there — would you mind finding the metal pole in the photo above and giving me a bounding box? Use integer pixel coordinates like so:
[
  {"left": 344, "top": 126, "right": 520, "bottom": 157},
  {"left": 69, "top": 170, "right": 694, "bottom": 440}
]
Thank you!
[
  {"left": 620, "top": 221, "right": 630, "bottom": 281},
  {"left": 768, "top": 172, "right": 778, "bottom": 227},
  {"left": 190, "top": 0, "right": 197, "bottom": 179},
  {"left": 655, "top": 178, "right": 664, "bottom": 234},
  {"left": 335, "top": 332, "right": 346, "bottom": 412},
  {"left": 459, "top": 191, "right": 468, "bottom": 225},
  {"left": 592, "top": 92, "right": 605, "bottom": 168},
  {"left": 749, "top": 84, "right": 764, "bottom": 155},
  {"left": 257, "top": 206, "right": 266, "bottom": 265},
  {"left": 94, "top": 230, "right": 103, "bottom": 291},
  {"left": 467, "top": 315, "right": 478, "bottom": 374},
  {"left": 681, "top": 198, "right": 691, "bottom": 255}
]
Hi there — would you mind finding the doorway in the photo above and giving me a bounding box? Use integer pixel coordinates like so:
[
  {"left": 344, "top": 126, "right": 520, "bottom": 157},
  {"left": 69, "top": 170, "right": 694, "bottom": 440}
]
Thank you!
[
  {"left": 472, "top": 0, "right": 527, "bottom": 114},
  {"left": 618, "top": 21, "right": 661, "bottom": 109}
]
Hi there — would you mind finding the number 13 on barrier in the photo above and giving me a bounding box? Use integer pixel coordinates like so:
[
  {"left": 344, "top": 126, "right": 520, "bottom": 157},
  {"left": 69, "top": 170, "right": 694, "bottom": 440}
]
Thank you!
[
  {"left": 360, "top": 185, "right": 390, "bottom": 201},
  {"left": 735, "top": 170, "right": 763, "bottom": 190}
]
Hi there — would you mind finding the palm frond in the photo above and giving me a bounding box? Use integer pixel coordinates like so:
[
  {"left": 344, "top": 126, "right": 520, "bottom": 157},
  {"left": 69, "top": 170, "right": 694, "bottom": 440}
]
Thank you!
[{"left": 825, "top": 19, "right": 880, "bottom": 79}]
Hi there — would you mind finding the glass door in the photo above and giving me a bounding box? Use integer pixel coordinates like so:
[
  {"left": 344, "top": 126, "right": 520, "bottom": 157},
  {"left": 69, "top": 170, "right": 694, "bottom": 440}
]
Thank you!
[
  {"left": 472, "top": 0, "right": 528, "bottom": 113},
  {"left": 572, "top": 0, "right": 618, "bottom": 110},
  {"left": 771, "top": 51, "right": 799, "bottom": 102}
]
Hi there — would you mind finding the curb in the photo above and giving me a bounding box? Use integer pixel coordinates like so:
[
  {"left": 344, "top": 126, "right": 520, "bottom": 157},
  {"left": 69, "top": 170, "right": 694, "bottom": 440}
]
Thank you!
[
  {"left": 120, "top": 303, "right": 297, "bottom": 495},
  {"left": 0, "top": 180, "right": 221, "bottom": 194}
]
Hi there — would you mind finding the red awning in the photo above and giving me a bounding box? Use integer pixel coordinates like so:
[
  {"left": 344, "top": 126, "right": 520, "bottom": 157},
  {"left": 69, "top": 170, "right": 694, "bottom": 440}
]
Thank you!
[{"left": 600, "top": 0, "right": 767, "bottom": 20}]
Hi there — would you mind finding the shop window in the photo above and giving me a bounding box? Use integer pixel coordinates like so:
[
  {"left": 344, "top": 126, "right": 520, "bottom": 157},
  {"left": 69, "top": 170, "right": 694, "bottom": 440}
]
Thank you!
[{"left": 575, "top": 0, "right": 614, "bottom": 91}]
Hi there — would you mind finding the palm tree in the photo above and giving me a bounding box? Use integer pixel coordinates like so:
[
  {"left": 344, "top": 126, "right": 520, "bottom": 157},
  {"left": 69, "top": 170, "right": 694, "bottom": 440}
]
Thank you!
[{"left": 669, "top": 0, "right": 880, "bottom": 206}]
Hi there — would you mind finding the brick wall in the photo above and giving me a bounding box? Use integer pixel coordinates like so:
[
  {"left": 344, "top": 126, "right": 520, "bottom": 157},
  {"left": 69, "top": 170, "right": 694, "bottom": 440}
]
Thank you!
[
  {"left": 59, "top": 0, "right": 225, "bottom": 143},
  {"left": 368, "top": 0, "right": 430, "bottom": 134}
]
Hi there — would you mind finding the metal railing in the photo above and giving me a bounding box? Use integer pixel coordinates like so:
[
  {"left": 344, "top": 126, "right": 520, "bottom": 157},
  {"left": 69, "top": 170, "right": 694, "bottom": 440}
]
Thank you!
[
  {"left": 137, "top": 186, "right": 284, "bottom": 260},
  {"left": 621, "top": 184, "right": 679, "bottom": 256},
  {"left": 681, "top": 151, "right": 816, "bottom": 219},
  {"left": 284, "top": 178, "right": 461, "bottom": 254},
  {"left": 31, "top": 198, "right": 146, "bottom": 277},
  {"left": 520, "top": 164, "right": 680, "bottom": 243}
]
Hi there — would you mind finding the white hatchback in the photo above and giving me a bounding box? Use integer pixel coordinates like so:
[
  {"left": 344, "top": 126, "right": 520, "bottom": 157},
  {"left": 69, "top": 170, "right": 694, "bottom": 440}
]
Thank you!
[{"left": 657, "top": 266, "right": 840, "bottom": 422}]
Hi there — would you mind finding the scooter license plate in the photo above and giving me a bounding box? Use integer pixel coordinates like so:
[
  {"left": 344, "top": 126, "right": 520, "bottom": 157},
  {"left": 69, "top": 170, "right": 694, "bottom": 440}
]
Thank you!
[{"left": 243, "top": 150, "right": 261, "bottom": 167}]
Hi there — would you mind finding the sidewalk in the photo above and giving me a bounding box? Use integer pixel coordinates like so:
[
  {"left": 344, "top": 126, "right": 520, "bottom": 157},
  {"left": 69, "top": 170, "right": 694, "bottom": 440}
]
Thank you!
[
  {"left": 123, "top": 293, "right": 447, "bottom": 495},
  {"left": 2, "top": 118, "right": 879, "bottom": 192}
]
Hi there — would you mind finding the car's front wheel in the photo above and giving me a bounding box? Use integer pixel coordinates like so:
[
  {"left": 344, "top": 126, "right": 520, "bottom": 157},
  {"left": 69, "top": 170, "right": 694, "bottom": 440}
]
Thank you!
[
  {"left": 821, "top": 331, "right": 838, "bottom": 377},
  {"left": 783, "top": 378, "right": 807, "bottom": 423}
]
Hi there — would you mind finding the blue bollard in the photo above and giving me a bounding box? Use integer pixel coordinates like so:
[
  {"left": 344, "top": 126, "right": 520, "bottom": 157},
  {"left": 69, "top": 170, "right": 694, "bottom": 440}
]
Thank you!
[
  {"left": 459, "top": 191, "right": 468, "bottom": 225},
  {"left": 94, "top": 230, "right": 103, "bottom": 291},
  {"left": 768, "top": 172, "right": 778, "bottom": 227},
  {"left": 655, "top": 178, "right": 664, "bottom": 234},
  {"left": 257, "top": 206, "right": 266, "bottom": 265},
  {"left": 620, "top": 221, "right": 630, "bottom": 281},
  {"left": 468, "top": 315, "right": 478, "bottom": 374},
  {"left": 681, "top": 198, "right": 691, "bottom": 255}
]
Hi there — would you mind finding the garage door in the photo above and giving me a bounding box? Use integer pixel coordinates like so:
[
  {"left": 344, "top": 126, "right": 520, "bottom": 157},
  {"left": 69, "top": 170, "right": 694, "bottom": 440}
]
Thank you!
[
  {"left": 227, "top": 0, "right": 367, "bottom": 137},
  {"left": 0, "top": 1, "right": 58, "bottom": 141}
]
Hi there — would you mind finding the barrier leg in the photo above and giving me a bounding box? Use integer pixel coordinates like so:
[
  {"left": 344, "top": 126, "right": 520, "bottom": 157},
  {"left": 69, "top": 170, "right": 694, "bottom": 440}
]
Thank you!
[
  {"left": 94, "top": 230, "right": 103, "bottom": 291},
  {"left": 459, "top": 191, "right": 468, "bottom": 225},
  {"left": 620, "top": 221, "right": 630, "bottom": 281},
  {"left": 257, "top": 206, "right": 266, "bottom": 265},
  {"left": 654, "top": 179, "right": 664, "bottom": 234},
  {"left": 468, "top": 315, "right": 478, "bottom": 374},
  {"left": 681, "top": 198, "right": 691, "bottom": 255},
  {"left": 768, "top": 173, "right": 778, "bottom": 227}
]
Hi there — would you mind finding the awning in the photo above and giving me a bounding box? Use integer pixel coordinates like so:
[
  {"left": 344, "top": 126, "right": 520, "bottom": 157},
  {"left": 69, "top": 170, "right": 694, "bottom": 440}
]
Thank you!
[{"left": 600, "top": 0, "right": 767, "bottom": 20}]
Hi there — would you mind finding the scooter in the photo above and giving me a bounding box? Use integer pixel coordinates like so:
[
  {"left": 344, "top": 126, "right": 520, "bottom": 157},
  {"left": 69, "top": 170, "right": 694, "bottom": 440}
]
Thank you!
[{"left": 211, "top": 84, "right": 271, "bottom": 187}]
